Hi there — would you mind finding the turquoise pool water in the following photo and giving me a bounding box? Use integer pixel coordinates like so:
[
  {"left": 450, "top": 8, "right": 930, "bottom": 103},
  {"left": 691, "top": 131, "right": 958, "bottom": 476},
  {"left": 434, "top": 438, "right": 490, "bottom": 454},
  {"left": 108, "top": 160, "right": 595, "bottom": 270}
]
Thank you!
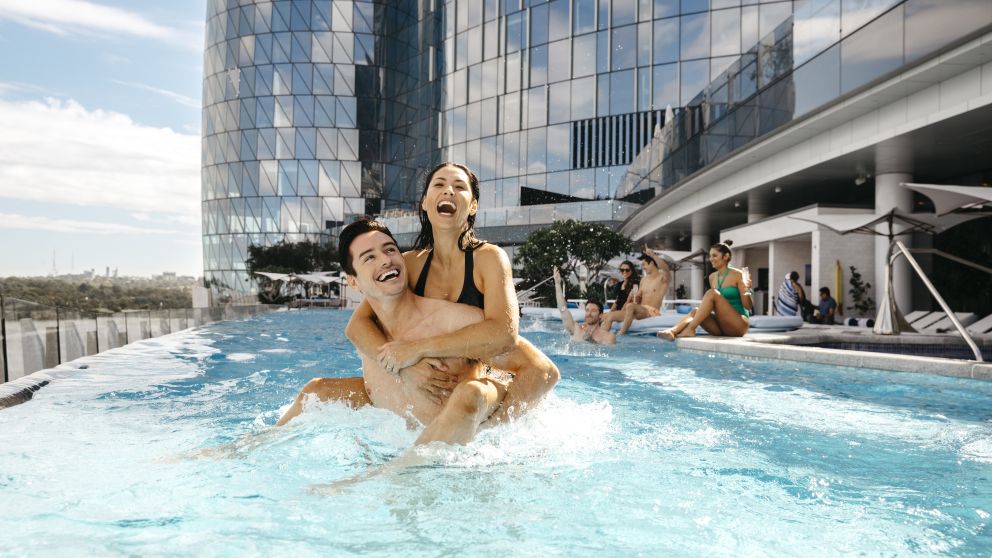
[{"left": 1, "top": 310, "right": 991, "bottom": 556}]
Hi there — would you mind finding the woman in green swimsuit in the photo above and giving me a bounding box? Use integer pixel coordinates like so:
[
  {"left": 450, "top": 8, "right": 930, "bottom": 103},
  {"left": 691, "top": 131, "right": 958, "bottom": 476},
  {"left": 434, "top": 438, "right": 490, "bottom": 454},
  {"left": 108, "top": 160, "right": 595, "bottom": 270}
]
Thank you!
[{"left": 658, "top": 240, "right": 752, "bottom": 340}]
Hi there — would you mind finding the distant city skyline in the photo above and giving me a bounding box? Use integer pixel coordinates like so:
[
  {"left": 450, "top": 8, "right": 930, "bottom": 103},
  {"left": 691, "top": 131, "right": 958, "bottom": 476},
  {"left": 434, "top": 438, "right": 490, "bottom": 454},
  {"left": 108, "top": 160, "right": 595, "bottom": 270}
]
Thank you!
[{"left": 0, "top": 0, "right": 207, "bottom": 277}]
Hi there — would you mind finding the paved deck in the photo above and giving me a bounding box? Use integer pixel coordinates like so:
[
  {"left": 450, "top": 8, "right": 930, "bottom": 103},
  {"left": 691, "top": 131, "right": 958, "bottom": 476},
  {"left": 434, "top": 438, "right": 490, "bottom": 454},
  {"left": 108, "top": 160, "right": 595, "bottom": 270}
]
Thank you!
[{"left": 673, "top": 324, "right": 992, "bottom": 380}]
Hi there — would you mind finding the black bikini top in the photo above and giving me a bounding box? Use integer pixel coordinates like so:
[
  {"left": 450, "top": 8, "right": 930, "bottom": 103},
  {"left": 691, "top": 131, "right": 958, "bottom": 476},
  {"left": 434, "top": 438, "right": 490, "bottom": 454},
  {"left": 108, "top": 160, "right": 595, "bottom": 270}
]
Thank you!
[{"left": 412, "top": 246, "right": 486, "bottom": 309}]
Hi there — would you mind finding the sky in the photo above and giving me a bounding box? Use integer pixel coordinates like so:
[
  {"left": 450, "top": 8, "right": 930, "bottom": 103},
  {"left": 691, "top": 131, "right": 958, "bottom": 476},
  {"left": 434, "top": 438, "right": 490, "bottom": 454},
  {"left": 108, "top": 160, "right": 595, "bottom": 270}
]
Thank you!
[{"left": 0, "top": 0, "right": 207, "bottom": 278}]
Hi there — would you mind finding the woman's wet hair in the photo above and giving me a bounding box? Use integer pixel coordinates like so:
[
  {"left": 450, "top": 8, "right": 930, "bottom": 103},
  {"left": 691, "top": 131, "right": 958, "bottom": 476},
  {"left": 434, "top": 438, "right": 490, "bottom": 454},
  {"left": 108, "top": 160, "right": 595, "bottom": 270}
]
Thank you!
[
  {"left": 413, "top": 162, "right": 484, "bottom": 251},
  {"left": 338, "top": 217, "right": 397, "bottom": 276},
  {"left": 710, "top": 239, "right": 734, "bottom": 259}
]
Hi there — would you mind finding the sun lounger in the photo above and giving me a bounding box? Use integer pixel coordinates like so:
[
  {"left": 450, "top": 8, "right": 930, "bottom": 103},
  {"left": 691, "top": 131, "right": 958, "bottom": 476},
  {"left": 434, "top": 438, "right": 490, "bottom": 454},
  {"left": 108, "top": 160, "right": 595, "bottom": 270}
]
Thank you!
[
  {"left": 910, "top": 312, "right": 945, "bottom": 329},
  {"left": 903, "top": 310, "right": 932, "bottom": 324},
  {"left": 966, "top": 314, "right": 992, "bottom": 335},
  {"left": 919, "top": 313, "right": 977, "bottom": 333}
]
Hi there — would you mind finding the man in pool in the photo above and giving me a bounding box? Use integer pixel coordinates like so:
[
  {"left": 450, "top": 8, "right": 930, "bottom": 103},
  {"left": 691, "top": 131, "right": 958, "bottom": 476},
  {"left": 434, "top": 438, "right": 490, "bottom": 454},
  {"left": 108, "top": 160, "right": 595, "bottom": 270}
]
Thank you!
[
  {"left": 276, "top": 218, "right": 552, "bottom": 445},
  {"left": 599, "top": 246, "right": 671, "bottom": 335},
  {"left": 553, "top": 266, "right": 616, "bottom": 345}
]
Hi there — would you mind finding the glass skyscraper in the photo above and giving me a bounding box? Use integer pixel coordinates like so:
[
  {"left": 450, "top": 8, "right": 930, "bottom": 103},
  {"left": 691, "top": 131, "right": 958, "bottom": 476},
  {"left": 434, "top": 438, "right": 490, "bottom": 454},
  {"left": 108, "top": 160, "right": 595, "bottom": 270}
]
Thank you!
[{"left": 202, "top": 0, "right": 799, "bottom": 293}]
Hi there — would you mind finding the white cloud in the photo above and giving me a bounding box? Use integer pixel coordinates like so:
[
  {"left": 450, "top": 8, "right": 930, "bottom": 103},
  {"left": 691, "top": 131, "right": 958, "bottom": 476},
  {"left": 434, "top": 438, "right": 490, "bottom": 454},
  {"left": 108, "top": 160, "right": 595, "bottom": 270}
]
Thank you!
[
  {"left": 113, "top": 80, "right": 200, "bottom": 109},
  {"left": 0, "top": 213, "right": 177, "bottom": 235},
  {"left": 0, "top": 0, "right": 201, "bottom": 47},
  {"left": 0, "top": 97, "right": 201, "bottom": 223}
]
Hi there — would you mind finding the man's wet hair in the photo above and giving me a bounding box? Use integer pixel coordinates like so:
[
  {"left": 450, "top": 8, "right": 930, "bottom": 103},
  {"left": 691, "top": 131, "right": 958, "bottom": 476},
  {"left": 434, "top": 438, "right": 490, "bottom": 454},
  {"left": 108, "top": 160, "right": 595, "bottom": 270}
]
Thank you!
[
  {"left": 637, "top": 253, "right": 656, "bottom": 266},
  {"left": 586, "top": 299, "right": 604, "bottom": 313},
  {"left": 338, "top": 217, "right": 398, "bottom": 276}
]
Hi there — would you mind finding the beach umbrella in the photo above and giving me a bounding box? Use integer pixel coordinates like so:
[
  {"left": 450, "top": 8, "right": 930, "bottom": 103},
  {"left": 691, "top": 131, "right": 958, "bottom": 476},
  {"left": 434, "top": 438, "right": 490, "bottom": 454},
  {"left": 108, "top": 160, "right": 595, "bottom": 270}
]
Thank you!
[{"left": 901, "top": 182, "right": 992, "bottom": 215}]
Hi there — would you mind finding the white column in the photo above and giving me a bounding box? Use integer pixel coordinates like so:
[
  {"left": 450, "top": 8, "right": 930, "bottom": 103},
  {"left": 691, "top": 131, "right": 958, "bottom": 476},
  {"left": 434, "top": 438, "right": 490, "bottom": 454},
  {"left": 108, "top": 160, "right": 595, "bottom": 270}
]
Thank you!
[
  {"left": 691, "top": 212, "right": 710, "bottom": 299},
  {"left": 874, "top": 140, "right": 913, "bottom": 313},
  {"left": 747, "top": 190, "right": 769, "bottom": 223}
]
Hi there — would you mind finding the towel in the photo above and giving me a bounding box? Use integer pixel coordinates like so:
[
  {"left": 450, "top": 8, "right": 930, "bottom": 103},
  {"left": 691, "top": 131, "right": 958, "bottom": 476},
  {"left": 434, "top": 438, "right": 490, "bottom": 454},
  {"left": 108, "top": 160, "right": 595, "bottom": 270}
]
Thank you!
[{"left": 775, "top": 273, "right": 799, "bottom": 316}]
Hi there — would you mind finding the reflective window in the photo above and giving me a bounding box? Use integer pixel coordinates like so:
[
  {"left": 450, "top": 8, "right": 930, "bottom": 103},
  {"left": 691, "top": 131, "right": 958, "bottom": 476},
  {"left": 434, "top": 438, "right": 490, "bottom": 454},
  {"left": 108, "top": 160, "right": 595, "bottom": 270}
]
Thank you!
[
  {"left": 652, "top": 63, "right": 679, "bottom": 108},
  {"left": 598, "top": 73, "right": 610, "bottom": 115},
  {"left": 574, "top": 0, "right": 597, "bottom": 34},
  {"left": 549, "top": 0, "right": 570, "bottom": 42},
  {"left": 531, "top": 4, "right": 549, "bottom": 46},
  {"left": 503, "top": 91, "right": 521, "bottom": 131},
  {"left": 637, "top": 22, "right": 651, "bottom": 66},
  {"left": 680, "top": 59, "right": 709, "bottom": 103},
  {"left": 573, "top": 33, "right": 598, "bottom": 77},
  {"left": 506, "top": 11, "right": 526, "bottom": 53},
  {"left": 528, "top": 86, "right": 548, "bottom": 127},
  {"left": 483, "top": 59, "right": 499, "bottom": 97},
  {"left": 637, "top": 67, "right": 651, "bottom": 110},
  {"left": 572, "top": 76, "right": 597, "bottom": 119},
  {"left": 530, "top": 45, "right": 549, "bottom": 85},
  {"left": 548, "top": 82, "right": 571, "bottom": 123},
  {"left": 712, "top": 0, "right": 740, "bottom": 7},
  {"left": 794, "top": 44, "right": 839, "bottom": 116},
  {"left": 468, "top": 27, "right": 483, "bottom": 65},
  {"left": 905, "top": 0, "right": 992, "bottom": 64},
  {"left": 638, "top": 0, "right": 652, "bottom": 21},
  {"left": 653, "top": 17, "right": 679, "bottom": 63},
  {"left": 759, "top": 2, "right": 792, "bottom": 38},
  {"left": 506, "top": 51, "right": 522, "bottom": 92},
  {"left": 613, "top": 0, "right": 637, "bottom": 26},
  {"left": 681, "top": 0, "right": 710, "bottom": 14},
  {"left": 840, "top": 3, "right": 903, "bottom": 94},
  {"left": 794, "top": 0, "right": 840, "bottom": 66},
  {"left": 597, "top": 30, "right": 611, "bottom": 73},
  {"left": 503, "top": 131, "right": 521, "bottom": 177},
  {"left": 599, "top": 0, "right": 609, "bottom": 30},
  {"left": 547, "top": 123, "right": 570, "bottom": 171},
  {"left": 653, "top": 0, "right": 678, "bottom": 18},
  {"left": 680, "top": 13, "right": 710, "bottom": 60},
  {"left": 741, "top": 5, "right": 759, "bottom": 49},
  {"left": 610, "top": 69, "right": 635, "bottom": 114},
  {"left": 548, "top": 40, "right": 571, "bottom": 82},
  {"left": 456, "top": 31, "right": 468, "bottom": 68},
  {"left": 841, "top": 0, "right": 898, "bottom": 36},
  {"left": 611, "top": 24, "right": 636, "bottom": 70},
  {"left": 711, "top": 8, "right": 741, "bottom": 57},
  {"left": 481, "top": 98, "right": 498, "bottom": 136},
  {"left": 527, "top": 127, "right": 548, "bottom": 173},
  {"left": 485, "top": 20, "right": 499, "bottom": 59}
]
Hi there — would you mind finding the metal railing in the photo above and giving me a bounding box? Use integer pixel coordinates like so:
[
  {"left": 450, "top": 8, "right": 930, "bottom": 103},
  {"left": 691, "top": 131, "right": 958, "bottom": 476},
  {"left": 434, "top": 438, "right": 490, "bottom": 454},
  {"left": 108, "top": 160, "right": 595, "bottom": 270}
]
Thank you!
[{"left": 0, "top": 295, "right": 279, "bottom": 385}]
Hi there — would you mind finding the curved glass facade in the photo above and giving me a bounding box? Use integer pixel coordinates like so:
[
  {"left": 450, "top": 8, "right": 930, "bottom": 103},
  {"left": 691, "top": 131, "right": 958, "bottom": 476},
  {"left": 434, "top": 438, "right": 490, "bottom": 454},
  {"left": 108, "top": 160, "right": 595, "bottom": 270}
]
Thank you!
[{"left": 203, "top": 0, "right": 821, "bottom": 292}]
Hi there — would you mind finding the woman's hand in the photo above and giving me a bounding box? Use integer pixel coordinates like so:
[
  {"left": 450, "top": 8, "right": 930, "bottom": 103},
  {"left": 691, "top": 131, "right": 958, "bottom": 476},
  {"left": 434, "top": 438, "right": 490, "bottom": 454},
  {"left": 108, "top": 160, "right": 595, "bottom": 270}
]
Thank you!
[
  {"left": 399, "top": 358, "right": 457, "bottom": 405},
  {"left": 378, "top": 340, "right": 423, "bottom": 375}
]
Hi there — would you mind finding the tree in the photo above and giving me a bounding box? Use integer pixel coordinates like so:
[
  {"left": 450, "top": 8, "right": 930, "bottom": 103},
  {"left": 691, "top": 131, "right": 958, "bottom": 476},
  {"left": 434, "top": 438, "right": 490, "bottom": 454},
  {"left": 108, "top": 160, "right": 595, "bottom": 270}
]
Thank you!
[
  {"left": 245, "top": 240, "right": 340, "bottom": 304},
  {"left": 514, "top": 219, "right": 632, "bottom": 306}
]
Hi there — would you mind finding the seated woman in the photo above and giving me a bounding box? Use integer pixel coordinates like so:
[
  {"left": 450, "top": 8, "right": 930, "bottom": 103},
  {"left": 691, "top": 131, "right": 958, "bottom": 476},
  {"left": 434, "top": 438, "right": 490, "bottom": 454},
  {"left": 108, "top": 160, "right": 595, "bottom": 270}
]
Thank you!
[
  {"left": 658, "top": 240, "right": 752, "bottom": 339},
  {"left": 345, "top": 162, "right": 559, "bottom": 422}
]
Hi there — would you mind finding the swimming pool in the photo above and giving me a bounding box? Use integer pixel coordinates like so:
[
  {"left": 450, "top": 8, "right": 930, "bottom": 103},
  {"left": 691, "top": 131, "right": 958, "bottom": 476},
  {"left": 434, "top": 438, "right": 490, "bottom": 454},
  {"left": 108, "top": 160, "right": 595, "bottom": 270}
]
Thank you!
[{"left": 1, "top": 310, "right": 991, "bottom": 555}]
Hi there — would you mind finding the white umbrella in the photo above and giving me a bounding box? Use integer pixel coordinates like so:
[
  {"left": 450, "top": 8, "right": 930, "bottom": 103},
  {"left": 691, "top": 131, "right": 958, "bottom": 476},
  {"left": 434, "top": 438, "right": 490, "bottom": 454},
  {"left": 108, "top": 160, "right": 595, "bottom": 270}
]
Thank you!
[{"left": 900, "top": 182, "right": 992, "bottom": 215}]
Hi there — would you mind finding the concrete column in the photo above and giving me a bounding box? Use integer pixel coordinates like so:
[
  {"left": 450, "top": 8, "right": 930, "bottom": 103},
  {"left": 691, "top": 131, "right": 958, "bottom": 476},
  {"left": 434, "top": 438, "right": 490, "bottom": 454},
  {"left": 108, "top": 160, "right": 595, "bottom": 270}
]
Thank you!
[
  {"left": 690, "top": 212, "right": 710, "bottom": 299},
  {"left": 875, "top": 140, "right": 913, "bottom": 313},
  {"left": 747, "top": 190, "right": 769, "bottom": 223}
]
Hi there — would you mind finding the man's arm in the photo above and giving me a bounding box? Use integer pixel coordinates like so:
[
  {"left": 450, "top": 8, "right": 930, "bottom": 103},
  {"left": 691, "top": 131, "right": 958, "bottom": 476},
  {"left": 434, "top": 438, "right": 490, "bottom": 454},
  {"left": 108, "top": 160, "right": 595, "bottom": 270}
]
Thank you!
[{"left": 553, "top": 266, "right": 577, "bottom": 335}]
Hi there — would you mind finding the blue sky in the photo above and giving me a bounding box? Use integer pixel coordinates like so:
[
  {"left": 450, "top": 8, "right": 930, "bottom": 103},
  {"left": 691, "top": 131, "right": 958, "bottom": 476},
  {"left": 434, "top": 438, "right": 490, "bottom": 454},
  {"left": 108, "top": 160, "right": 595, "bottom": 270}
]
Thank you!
[{"left": 0, "top": 0, "right": 207, "bottom": 278}]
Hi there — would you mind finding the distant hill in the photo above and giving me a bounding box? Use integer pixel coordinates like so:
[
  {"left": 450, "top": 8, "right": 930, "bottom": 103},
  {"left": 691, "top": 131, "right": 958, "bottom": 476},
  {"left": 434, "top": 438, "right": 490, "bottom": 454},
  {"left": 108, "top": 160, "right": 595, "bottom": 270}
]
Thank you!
[{"left": 0, "top": 277, "right": 192, "bottom": 313}]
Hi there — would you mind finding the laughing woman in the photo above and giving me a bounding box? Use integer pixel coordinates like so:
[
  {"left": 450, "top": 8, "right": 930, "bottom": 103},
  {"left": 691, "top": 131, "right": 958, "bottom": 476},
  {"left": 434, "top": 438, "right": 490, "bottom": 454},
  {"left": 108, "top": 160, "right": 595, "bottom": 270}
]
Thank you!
[
  {"left": 658, "top": 240, "right": 752, "bottom": 340},
  {"left": 345, "top": 162, "right": 559, "bottom": 421}
]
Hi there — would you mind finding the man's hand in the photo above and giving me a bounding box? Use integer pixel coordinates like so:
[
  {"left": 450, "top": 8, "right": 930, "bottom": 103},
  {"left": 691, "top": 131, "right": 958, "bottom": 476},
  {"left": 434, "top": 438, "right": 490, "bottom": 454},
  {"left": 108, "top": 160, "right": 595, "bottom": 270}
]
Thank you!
[
  {"left": 377, "top": 340, "right": 422, "bottom": 375},
  {"left": 399, "top": 358, "right": 457, "bottom": 405}
]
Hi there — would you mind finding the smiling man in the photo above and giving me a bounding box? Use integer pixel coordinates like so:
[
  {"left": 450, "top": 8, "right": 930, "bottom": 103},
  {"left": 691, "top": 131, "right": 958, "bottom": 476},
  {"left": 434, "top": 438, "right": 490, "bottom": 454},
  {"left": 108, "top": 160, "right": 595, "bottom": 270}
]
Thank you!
[
  {"left": 552, "top": 266, "right": 616, "bottom": 345},
  {"left": 277, "top": 218, "right": 540, "bottom": 445}
]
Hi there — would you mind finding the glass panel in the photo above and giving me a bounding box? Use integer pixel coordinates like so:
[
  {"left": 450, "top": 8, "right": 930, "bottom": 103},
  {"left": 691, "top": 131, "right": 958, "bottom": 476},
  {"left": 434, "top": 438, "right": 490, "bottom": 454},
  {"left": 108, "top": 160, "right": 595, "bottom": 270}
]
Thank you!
[
  {"left": 531, "top": 3, "right": 549, "bottom": 46},
  {"left": 682, "top": 0, "right": 710, "bottom": 14},
  {"left": 549, "top": 0, "right": 570, "bottom": 42},
  {"left": 613, "top": 0, "right": 637, "bottom": 26},
  {"left": 597, "top": 73, "right": 610, "bottom": 115},
  {"left": 637, "top": 21, "right": 651, "bottom": 66},
  {"left": 680, "top": 59, "right": 709, "bottom": 104},
  {"left": 528, "top": 86, "right": 548, "bottom": 127},
  {"left": 506, "top": 11, "right": 526, "bottom": 53},
  {"left": 652, "top": 63, "right": 679, "bottom": 108},
  {"left": 794, "top": 43, "right": 840, "bottom": 116},
  {"left": 905, "top": 0, "right": 992, "bottom": 64},
  {"left": 547, "top": 123, "right": 570, "bottom": 171},
  {"left": 530, "top": 44, "right": 548, "bottom": 85},
  {"left": 794, "top": 0, "right": 841, "bottom": 66},
  {"left": 548, "top": 82, "right": 571, "bottom": 123},
  {"left": 548, "top": 40, "right": 571, "bottom": 82},
  {"left": 527, "top": 127, "right": 547, "bottom": 173},
  {"left": 637, "top": 67, "right": 651, "bottom": 111},
  {"left": 610, "top": 69, "right": 635, "bottom": 114},
  {"left": 759, "top": 2, "right": 792, "bottom": 38},
  {"left": 841, "top": 0, "right": 898, "bottom": 36},
  {"left": 574, "top": 0, "right": 597, "bottom": 34},
  {"left": 611, "top": 24, "right": 636, "bottom": 70},
  {"left": 654, "top": 0, "right": 678, "bottom": 18},
  {"left": 653, "top": 17, "right": 679, "bottom": 64},
  {"left": 572, "top": 76, "right": 596, "bottom": 119},
  {"left": 573, "top": 33, "right": 597, "bottom": 77},
  {"left": 597, "top": 30, "right": 610, "bottom": 73},
  {"left": 711, "top": 7, "right": 741, "bottom": 57},
  {"left": 741, "top": 5, "right": 759, "bottom": 49},
  {"left": 680, "top": 13, "right": 710, "bottom": 60},
  {"left": 840, "top": 3, "right": 903, "bottom": 94}
]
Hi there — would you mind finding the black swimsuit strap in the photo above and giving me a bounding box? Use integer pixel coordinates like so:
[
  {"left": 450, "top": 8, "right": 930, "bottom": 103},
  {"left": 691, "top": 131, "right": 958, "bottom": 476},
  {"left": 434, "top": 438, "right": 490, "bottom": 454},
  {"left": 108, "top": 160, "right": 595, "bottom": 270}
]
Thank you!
[{"left": 413, "top": 249, "right": 434, "bottom": 297}]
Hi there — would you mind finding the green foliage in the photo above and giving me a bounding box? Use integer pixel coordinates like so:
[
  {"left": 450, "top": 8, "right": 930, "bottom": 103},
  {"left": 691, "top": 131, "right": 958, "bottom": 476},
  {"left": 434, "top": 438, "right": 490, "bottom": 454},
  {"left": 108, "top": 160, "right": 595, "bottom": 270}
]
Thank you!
[
  {"left": 847, "top": 265, "right": 875, "bottom": 316},
  {"left": 0, "top": 278, "right": 191, "bottom": 313},
  {"left": 246, "top": 240, "right": 340, "bottom": 304},
  {"left": 514, "top": 219, "right": 632, "bottom": 305}
]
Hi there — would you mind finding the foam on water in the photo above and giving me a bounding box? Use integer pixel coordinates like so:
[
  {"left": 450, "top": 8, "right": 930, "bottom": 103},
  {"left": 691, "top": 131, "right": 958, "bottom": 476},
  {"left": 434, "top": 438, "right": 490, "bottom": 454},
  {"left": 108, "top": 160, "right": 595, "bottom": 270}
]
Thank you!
[{"left": 1, "top": 311, "right": 990, "bottom": 556}]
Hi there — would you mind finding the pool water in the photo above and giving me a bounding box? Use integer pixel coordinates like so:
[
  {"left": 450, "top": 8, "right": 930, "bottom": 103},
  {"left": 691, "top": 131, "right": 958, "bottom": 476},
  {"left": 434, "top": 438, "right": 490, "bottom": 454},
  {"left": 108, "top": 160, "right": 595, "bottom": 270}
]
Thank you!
[{"left": 1, "top": 310, "right": 991, "bottom": 556}]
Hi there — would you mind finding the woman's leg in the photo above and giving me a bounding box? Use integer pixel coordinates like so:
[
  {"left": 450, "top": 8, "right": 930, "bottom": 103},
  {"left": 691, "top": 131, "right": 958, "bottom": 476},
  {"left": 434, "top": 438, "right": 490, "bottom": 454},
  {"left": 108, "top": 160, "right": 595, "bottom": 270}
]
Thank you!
[
  {"left": 416, "top": 378, "right": 506, "bottom": 445},
  {"left": 276, "top": 377, "right": 370, "bottom": 426},
  {"left": 679, "top": 290, "right": 747, "bottom": 338},
  {"left": 658, "top": 310, "right": 694, "bottom": 340}
]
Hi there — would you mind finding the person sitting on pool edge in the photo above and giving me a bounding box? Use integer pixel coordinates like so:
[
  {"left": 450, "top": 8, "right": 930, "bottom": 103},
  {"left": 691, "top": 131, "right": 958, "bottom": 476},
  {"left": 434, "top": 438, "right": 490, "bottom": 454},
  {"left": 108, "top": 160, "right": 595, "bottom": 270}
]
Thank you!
[
  {"left": 553, "top": 266, "right": 616, "bottom": 345},
  {"left": 276, "top": 218, "right": 555, "bottom": 446},
  {"left": 599, "top": 246, "right": 671, "bottom": 335}
]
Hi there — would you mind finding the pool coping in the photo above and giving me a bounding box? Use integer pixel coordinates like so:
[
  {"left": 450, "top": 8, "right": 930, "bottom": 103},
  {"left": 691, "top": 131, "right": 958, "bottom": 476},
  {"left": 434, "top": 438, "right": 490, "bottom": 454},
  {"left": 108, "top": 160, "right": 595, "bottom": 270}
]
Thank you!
[{"left": 673, "top": 329, "right": 992, "bottom": 381}]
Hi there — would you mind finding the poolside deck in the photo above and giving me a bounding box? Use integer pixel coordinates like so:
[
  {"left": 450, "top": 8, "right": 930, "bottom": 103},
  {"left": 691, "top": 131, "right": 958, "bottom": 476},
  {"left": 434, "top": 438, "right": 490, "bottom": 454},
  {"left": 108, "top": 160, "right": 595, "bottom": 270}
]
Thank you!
[{"left": 674, "top": 324, "right": 992, "bottom": 380}]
